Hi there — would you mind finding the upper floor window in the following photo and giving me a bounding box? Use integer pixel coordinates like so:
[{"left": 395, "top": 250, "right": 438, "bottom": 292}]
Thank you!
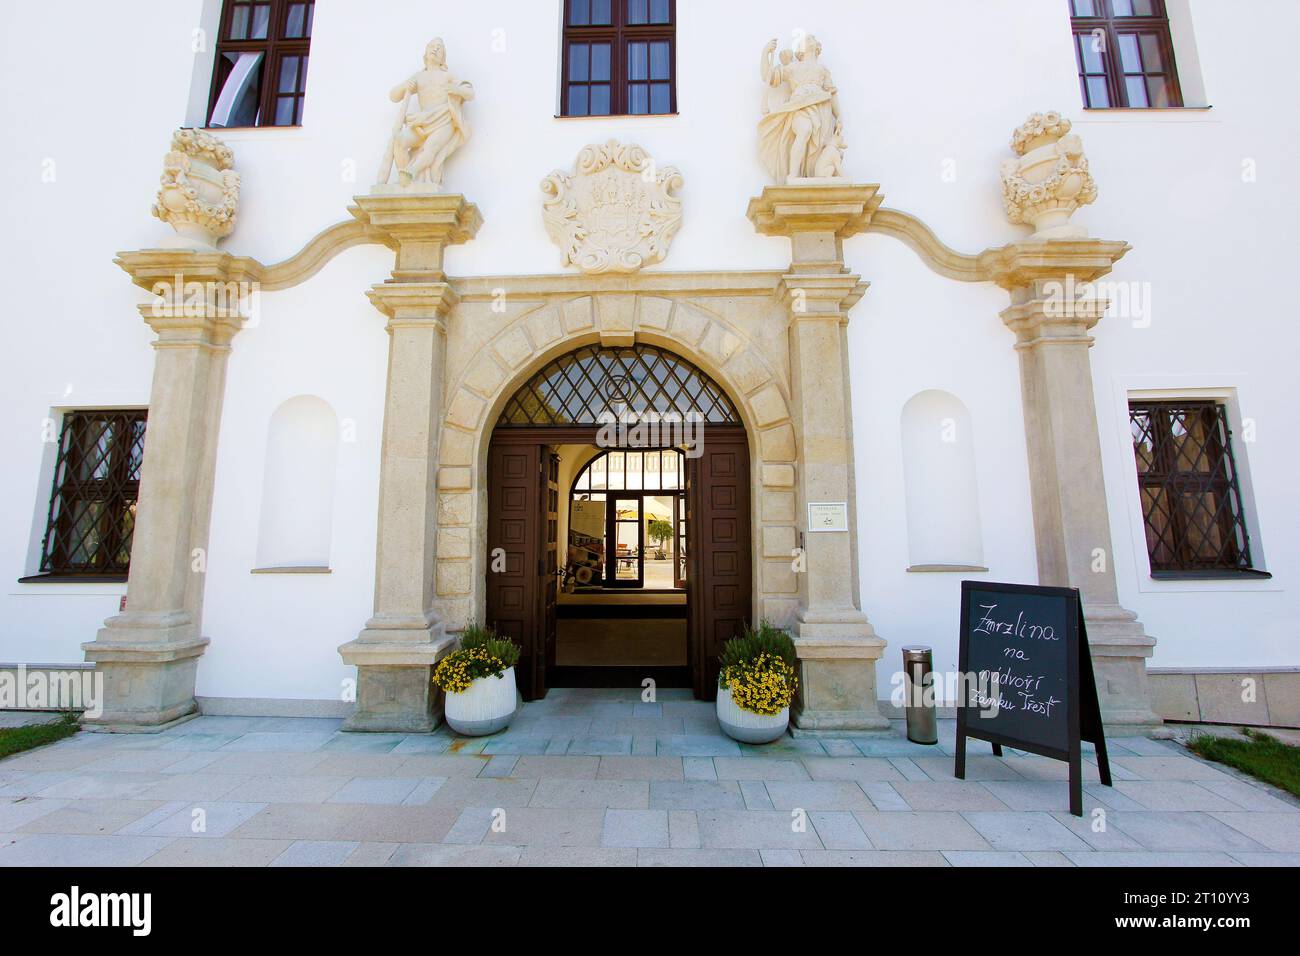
[
  {"left": 561, "top": 0, "right": 676, "bottom": 117},
  {"left": 1129, "top": 401, "right": 1257, "bottom": 577},
  {"left": 207, "top": 0, "right": 313, "bottom": 127},
  {"left": 1070, "top": 0, "right": 1182, "bottom": 108},
  {"left": 36, "top": 411, "right": 147, "bottom": 579}
]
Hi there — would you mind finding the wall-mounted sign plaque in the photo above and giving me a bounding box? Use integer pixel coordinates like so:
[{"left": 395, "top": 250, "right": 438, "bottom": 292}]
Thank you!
[{"left": 807, "top": 501, "right": 849, "bottom": 533}]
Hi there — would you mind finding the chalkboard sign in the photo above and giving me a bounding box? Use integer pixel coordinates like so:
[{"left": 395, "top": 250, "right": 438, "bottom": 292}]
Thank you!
[{"left": 955, "top": 581, "right": 1111, "bottom": 816}]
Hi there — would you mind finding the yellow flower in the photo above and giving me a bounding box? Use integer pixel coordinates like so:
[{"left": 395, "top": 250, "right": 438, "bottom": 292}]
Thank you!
[{"left": 721, "top": 653, "right": 798, "bottom": 716}]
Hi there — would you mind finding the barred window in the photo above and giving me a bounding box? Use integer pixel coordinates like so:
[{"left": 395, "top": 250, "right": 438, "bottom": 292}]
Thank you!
[
  {"left": 1070, "top": 0, "right": 1182, "bottom": 108},
  {"left": 1129, "top": 401, "right": 1258, "bottom": 576},
  {"left": 207, "top": 0, "right": 313, "bottom": 127},
  {"left": 36, "top": 411, "right": 148, "bottom": 578},
  {"left": 560, "top": 0, "right": 676, "bottom": 117}
]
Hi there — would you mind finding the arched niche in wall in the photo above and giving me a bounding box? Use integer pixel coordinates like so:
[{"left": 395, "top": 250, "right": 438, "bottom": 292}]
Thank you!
[
  {"left": 899, "top": 390, "right": 985, "bottom": 571},
  {"left": 254, "top": 395, "right": 339, "bottom": 570}
]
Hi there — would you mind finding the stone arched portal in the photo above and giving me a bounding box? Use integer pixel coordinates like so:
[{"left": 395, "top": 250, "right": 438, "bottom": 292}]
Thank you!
[
  {"left": 478, "top": 340, "right": 752, "bottom": 701},
  {"left": 433, "top": 292, "right": 801, "bottom": 653}
]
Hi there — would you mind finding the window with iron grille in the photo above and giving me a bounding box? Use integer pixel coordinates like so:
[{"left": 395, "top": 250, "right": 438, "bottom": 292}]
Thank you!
[
  {"left": 1128, "top": 401, "right": 1258, "bottom": 576},
  {"left": 206, "top": 0, "right": 313, "bottom": 128},
  {"left": 560, "top": 0, "right": 676, "bottom": 117},
  {"left": 1070, "top": 0, "right": 1182, "bottom": 108},
  {"left": 36, "top": 411, "right": 148, "bottom": 578}
]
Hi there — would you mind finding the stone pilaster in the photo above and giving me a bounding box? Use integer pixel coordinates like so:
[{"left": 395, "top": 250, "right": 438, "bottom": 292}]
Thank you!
[
  {"left": 748, "top": 184, "right": 889, "bottom": 732},
  {"left": 338, "top": 192, "right": 480, "bottom": 732},
  {"left": 83, "top": 251, "right": 254, "bottom": 730},
  {"left": 983, "top": 240, "right": 1165, "bottom": 734}
]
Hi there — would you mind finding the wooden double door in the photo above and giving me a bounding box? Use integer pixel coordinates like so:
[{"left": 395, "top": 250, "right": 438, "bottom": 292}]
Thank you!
[{"left": 485, "top": 428, "right": 751, "bottom": 701}]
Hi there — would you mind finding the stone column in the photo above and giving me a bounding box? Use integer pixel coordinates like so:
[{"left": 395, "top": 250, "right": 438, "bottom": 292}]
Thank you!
[
  {"left": 338, "top": 191, "right": 481, "bottom": 732},
  {"left": 748, "top": 184, "right": 889, "bottom": 732},
  {"left": 983, "top": 240, "right": 1164, "bottom": 733},
  {"left": 83, "top": 252, "right": 253, "bottom": 730}
]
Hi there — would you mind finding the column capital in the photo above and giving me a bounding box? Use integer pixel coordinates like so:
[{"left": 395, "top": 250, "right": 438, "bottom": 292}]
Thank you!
[
  {"left": 978, "top": 237, "right": 1131, "bottom": 292},
  {"left": 349, "top": 191, "right": 481, "bottom": 278},
  {"left": 366, "top": 280, "right": 459, "bottom": 331},
  {"left": 1000, "top": 288, "right": 1112, "bottom": 348},
  {"left": 775, "top": 272, "right": 869, "bottom": 322}
]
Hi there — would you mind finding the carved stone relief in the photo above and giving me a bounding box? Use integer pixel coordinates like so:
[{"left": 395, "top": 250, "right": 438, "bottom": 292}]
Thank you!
[
  {"left": 152, "top": 128, "right": 240, "bottom": 249},
  {"left": 540, "top": 140, "right": 683, "bottom": 274}
]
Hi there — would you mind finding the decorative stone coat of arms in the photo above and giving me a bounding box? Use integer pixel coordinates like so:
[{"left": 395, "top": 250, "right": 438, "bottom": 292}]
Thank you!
[{"left": 540, "top": 140, "right": 683, "bottom": 274}]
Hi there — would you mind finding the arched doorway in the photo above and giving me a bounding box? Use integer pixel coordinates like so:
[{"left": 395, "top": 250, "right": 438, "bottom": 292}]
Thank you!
[{"left": 486, "top": 343, "right": 751, "bottom": 701}]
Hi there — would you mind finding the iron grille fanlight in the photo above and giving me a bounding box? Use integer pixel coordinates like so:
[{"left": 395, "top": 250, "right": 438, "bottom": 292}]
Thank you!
[
  {"left": 1128, "top": 401, "right": 1254, "bottom": 573},
  {"left": 38, "top": 410, "right": 148, "bottom": 576},
  {"left": 497, "top": 344, "right": 740, "bottom": 426}
]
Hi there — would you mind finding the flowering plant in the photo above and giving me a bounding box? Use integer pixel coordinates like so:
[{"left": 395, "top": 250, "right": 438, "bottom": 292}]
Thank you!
[
  {"left": 432, "top": 623, "right": 521, "bottom": 695},
  {"left": 718, "top": 621, "right": 798, "bottom": 716}
]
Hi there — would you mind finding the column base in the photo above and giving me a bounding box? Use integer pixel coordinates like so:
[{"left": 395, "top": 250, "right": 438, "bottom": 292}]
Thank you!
[
  {"left": 82, "top": 710, "right": 202, "bottom": 735},
  {"left": 81, "top": 622, "right": 208, "bottom": 732},
  {"left": 791, "top": 613, "right": 890, "bottom": 733},
  {"left": 1085, "top": 604, "right": 1167, "bottom": 736},
  {"left": 338, "top": 631, "right": 455, "bottom": 733},
  {"left": 791, "top": 708, "right": 891, "bottom": 735}
]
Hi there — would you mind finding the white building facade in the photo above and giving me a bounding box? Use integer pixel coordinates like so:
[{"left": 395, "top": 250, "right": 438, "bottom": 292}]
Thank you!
[{"left": 1, "top": 0, "right": 1295, "bottom": 731}]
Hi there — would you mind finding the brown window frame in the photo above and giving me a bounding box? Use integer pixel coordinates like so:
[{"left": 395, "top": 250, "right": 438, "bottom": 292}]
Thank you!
[
  {"left": 28, "top": 410, "right": 148, "bottom": 582},
  {"left": 560, "top": 0, "right": 677, "bottom": 118},
  {"left": 1070, "top": 0, "right": 1183, "bottom": 109},
  {"left": 206, "top": 0, "right": 314, "bottom": 129},
  {"left": 1128, "top": 400, "right": 1264, "bottom": 578}
]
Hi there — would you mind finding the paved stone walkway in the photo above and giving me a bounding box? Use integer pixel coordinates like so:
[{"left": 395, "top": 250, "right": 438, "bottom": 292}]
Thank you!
[{"left": 2, "top": 689, "right": 1297, "bottom": 866}]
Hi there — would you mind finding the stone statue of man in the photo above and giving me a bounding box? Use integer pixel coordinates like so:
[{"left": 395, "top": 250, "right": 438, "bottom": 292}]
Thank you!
[
  {"left": 758, "top": 35, "right": 846, "bottom": 183},
  {"left": 376, "top": 37, "right": 474, "bottom": 188}
]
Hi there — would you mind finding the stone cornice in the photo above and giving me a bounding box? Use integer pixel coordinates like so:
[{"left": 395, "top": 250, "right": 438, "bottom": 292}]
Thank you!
[
  {"left": 747, "top": 183, "right": 883, "bottom": 238},
  {"left": 257, "top": 219, "right": 390, "bottom": 290},
  {"left": 865, "top": 208, "right": 986, "bottom": 283},
  {"left": 117, "top": 221, "right": 391, "bottom": 294},
  {"left": 450, "top": 270, "right": 787, "bottom": 300},
  {"left": 978, "top": 238, "right": 1131, "bottom": 291},
  {"left": 348, "top": 191, "right": 482, "bottom": 248},
  {"left": 115, "top": 249, "right": 261, "bottom": 292}
]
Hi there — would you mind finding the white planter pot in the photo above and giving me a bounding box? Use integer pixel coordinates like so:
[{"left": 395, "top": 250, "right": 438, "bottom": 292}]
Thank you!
[
  {"left": 444, "top": 666, "right": 518, "bottom": 736},
  {"left": 716, "top": 685, "right": 789, "bottom": 744}
]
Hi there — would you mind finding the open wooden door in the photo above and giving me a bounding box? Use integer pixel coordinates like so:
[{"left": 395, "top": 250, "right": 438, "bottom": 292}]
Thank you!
[
  {"left": 687, "top": 430, "right": 752, "bottom": 700},
  {"left": 485, "top": 442, "right": 556, "bottom": 701},
  {"left": 542, "top": 449, "right": 559, "bottom": 692}
]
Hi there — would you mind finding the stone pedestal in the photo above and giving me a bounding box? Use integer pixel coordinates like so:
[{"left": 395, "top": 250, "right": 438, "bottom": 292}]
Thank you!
[
  {"left": 984, "top": 240, "right": 1165, "bottom": 735},
  {"left": 748, "top": 183, "right": 889, "bottom": 732},
  {"left": 82, "top": 251, "right": 253, "bottom": 731},
  {"left": 338, "top": 192, "right": 480, "bottom": 732}
]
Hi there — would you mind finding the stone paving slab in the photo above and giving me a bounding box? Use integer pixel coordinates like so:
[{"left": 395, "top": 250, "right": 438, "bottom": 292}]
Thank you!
[
  {"left": 530, "top": 778, "right": 649, "bottom": 809},
  {"left": 2, "top": 704, "right": 1297, "bottom": 866},
  {"left": 269, "top": 839, "right": 360, "bottom": 867},
  {"left": 19, "top": 798, "right": 164, "bottom": 836},
  {"left": 799, "top": 849, "right": 949, "bottom": 866},
  {"left": 852, "top": 810, "right": 992, "bottom": 851}
]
